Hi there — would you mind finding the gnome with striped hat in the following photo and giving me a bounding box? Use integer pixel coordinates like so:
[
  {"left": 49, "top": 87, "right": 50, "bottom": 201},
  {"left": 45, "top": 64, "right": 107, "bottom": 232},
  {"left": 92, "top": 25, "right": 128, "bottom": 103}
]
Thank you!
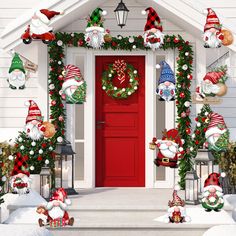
[
  {"left": 201, "top": 172, "right": 224, "bottom": 212},
  {"left": 60, "top": 64, "right": 86, "bottom": 104},
  {"left": 205, "top": 112, "right": 229, "bottom": 152},
  {"left": 142, "top": 7, "right": 164, "bottom": 50},
  {"left": 24, "top": 100, "right": 45, "bottom": 141},
  {"left": 203, "top": 8, "right": 224, "bottom": 48}
]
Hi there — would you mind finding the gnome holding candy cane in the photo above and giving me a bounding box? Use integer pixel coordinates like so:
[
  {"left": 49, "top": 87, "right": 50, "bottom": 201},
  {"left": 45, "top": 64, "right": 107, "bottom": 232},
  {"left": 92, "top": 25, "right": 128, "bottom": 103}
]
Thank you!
[
  {"left": 45, "top": 188, "right": 74, "bottom": 227},
  {"left": 201, "top": 173, "right": 225, "bottom": 212},
  {"left": 205, "top": 112, "right": 229, "bottom": 152},
  {"left": 10, "top": 153, "right": 31, "bottom": 194},
  {"left": 151, "top": 129, "right": 184, "bottom": 168},
  {"left": 164, "top": 187, "right": 191, "bottom": 223},
  {"left": 142, "top": 7, "right": 164, "bottom": 50},
  {"left": 203, "top": 8, "right": 224, "bottom": 48}
]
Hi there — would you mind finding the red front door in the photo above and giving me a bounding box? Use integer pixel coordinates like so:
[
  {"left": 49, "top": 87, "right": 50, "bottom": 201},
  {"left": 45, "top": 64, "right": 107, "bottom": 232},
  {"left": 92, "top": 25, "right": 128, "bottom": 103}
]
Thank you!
[{"left": 95, "top": 56, "right": 145, "bottom": 187}]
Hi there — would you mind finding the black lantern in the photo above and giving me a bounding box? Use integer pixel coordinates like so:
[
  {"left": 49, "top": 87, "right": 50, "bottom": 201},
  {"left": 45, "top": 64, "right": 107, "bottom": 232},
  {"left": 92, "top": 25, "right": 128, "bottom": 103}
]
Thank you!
[
  {"left": 55, "top": 140, "right": 78, "bottom": 195},
  {"left": 40, "top": 166, "right": 51, "bottom": 199},
  {"left": 114, "top": 0, "right": 129, "bottom": 28}
]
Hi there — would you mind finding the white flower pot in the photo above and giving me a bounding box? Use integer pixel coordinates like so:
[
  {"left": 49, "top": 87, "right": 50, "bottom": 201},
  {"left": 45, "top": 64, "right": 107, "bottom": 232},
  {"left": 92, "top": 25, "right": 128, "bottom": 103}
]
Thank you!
[{"left": 30, "top": 174, "right": 40, "bottom": 193}]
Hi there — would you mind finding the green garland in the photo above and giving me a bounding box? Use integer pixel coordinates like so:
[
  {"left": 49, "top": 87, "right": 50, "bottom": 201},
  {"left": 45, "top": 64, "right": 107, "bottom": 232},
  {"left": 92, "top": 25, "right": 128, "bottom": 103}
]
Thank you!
[
  {"left": 48, "top": 32, "right": 194, "bottom": 188},
  {"left": 102, "top": 62, "right": 139, "bottom": 99}
]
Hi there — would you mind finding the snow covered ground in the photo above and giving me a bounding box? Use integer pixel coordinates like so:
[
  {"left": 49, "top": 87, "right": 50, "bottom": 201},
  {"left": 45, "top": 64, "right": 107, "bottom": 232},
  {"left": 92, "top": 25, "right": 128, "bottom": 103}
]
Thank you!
[{"left": 203, "top": 225, "right": 236, "bottom": 236}]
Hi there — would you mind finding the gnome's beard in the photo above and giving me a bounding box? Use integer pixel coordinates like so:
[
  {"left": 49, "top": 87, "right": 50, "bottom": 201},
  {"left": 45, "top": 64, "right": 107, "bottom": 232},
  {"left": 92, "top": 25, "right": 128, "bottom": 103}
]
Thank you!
[
  {"left": 159, "top": 140, "right": 178, "bottom": 159},
  {"left": 8, "top": 71, "right": 26, "bottom": 88},
  {"left": 85, "top": 30, "right": 105, "bottom": 49},
  {"left": 31, "top": 17, "right": 53, "bottom": 35},
  {"left": 10, "top": 175, "right": 30, "bottom": 195},
  {"left": 144, "top": 30, "right": 164, "bottom": 50},
  {"left": 48, "top": 203, "right": 65, "bottom": 220},
  {"left": 203, "top": 30, "right": 222, "bottom": 48},
  {"left": 62, "top": 79, "right": 84, "bottom": 98},
  {"left": 201, "top": 81, "right": 220, "bottom": 95},
  {"left": 157, "top": 83, "right": 175, "bottom": 101},
  {"left": 207, "top": 128, "right": 226, "bottom": 146},
  {"left": 168, "top": 206, "right": 186, "bottom": 216},
  {"left": 25, "top": 122, "right": 44, "bottom": 140}
]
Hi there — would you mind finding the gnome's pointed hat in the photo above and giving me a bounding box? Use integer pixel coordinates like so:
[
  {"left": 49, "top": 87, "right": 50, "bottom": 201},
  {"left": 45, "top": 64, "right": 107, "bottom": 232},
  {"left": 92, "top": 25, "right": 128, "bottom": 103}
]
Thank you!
[
  {"left": 203, "top": 70, "right": 226, "bottom": 84},
  {"left": 50, "top": 188, "right": 71, "bottom": 205},
  {"left": 162, "top": 129, "right": 182, "bottom": 146},
  {"left": 168, "top": 190, "right": 185, "bottom": 207},
  {"left": 204, "top": 172, "right": 222, "bottom": 192},
  {"left": 36, "top": 9, "right": 62, "bottom": 24},
  {"left": 205, "top": 112, "right": 227, "bottom": 138},
  {"left": 11, "top": 153, "right": 30, "bottom": 177},
  {"left": 25, "top": 100, "right": 43, "bottom": 124},
  {"left": 9, "top": 53, "right": 25, "bottom": 74},
  {"left": 204, "top": 8, "right": 221, "bottom": 32},
  {"left": 86, "top": 8, "right": 107, "bottom": 32},
  {"left": 158, "top": 61, "right": 175, "bottom": 85},
  {"left": 143, "top": 7, "right": 162, "bottom": 32}
]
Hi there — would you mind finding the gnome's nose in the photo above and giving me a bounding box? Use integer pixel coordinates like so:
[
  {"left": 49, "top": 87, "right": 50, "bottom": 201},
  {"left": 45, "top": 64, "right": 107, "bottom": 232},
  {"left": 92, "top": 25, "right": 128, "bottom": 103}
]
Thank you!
[
  {"left": 164, "top": 81, "right": 170, "bottom": 86},
  {"left": 166, "top": 141, "right": 172, "bottom": 146},
  {"left": 213, "top": 133, "right": 220, "bottom": 137}
]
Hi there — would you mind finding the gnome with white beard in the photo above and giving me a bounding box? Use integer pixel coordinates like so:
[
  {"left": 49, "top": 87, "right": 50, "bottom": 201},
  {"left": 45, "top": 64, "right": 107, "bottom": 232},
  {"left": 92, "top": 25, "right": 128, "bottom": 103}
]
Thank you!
[
  {"left": 46, "top": 188, "right": 74, "bottom": 227},
  {"left": 203, "top": 8, "right": 224, "bottom": 48},
  {"left": 205, "top": 112, "right": 229, "bottom": 152},
  {"left": 142, "top": 7, "right": 164, "bottom": 50},
  {"left": 10, "top": 152, "right": 31, "bottom": 194},
  {"left": 24, "top": 100, "right": 45, "bottom": 141},
  {"left": 60, "top": 65, "right": 86, "bottom": 104},
  {"left": 84, "top": 8, "right": 107, "bottom": 49},
  {"left": 153, "top": 129, "right": 184, "bottom": 168},
  {"left": 8, "top": 53, "right": 26, "bottom": 89}
]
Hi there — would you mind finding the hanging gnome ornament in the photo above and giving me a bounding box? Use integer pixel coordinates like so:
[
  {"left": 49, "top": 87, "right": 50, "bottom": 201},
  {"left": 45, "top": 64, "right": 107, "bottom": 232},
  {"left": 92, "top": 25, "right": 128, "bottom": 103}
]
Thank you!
[
  {"left": 10, "top": 153, "right": 30, "bottom": 194},
  {"left": 24, "top": 100, "right": 45, "bottom": 141},
  {"left": 8, "top": 53, "right": 26, "bottom": 89},
  {"left": 196, "top": 66, "right": 228, "bottom": 101},
  {"left": 60, "top": 64, "right": 87, "bottom": 104},
  {"left": 152, "top": 129, "right": 184, "bottom": 168},
  {"left": 45, "top": 188, "right": 74, "bottom": 227},
  {"left": 164, "top": 187, "right": 191, "bottom": 223},
  {"left": 84, "top": 8, "right": 108, "bottom": 49},
  {"left": 156, "top": 61, "right": 175, "bottom": 101},
  {"left": 203, "top": 8, "right": 224, "bottom": 48},
  {"left": 142, "top": 7, "right": 164, "bottom": 50},
  {"left": 205, "top": 112, "right": 229, "bottom": 152},
  {"left": 201, "top": 172, "right": 224, "bottom": 212}
]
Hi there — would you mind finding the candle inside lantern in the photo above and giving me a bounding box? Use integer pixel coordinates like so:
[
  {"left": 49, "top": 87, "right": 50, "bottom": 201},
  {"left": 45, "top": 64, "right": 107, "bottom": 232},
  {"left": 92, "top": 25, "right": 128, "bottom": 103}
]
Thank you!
[
  {"left": 62, "top": 167, "right": 69, "bottom": 188},
  {"left": 43, "top": 184, "right": 50, "bottom": 198}
]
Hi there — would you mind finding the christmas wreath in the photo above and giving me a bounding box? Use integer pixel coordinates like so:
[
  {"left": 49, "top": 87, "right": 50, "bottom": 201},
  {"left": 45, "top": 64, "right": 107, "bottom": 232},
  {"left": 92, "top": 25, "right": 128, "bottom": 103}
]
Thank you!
[{"left": 101, "top": 60, "right": 139, "bottom": 99}]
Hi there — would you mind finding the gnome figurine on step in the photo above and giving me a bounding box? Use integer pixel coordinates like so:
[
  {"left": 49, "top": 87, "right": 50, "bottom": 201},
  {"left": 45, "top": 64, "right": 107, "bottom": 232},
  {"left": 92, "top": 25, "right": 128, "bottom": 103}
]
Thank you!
[{"left": 156, "top": 61, "right": 175, "bottom": 101}]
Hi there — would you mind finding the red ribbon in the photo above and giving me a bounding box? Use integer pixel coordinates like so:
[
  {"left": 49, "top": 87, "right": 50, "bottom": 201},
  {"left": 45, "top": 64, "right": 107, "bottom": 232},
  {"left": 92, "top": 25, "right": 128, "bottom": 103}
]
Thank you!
[{"left": 113, "top": 60, "right": 127, "bottom": 84}]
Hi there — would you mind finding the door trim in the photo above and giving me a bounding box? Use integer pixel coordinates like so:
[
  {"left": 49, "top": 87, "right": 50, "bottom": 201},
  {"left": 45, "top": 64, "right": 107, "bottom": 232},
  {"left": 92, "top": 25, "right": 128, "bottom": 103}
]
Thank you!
[{"left": 66, "top": 48, "right": 175, "bottom": 188}]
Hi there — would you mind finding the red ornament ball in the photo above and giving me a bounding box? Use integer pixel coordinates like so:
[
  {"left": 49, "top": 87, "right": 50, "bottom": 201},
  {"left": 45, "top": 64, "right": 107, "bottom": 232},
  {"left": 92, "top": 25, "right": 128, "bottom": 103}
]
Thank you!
[
  {"left": 203, "top": 128, "right": 207, "bottom": 132},
  {"left": 195, "top": 140, "right": 199, "bottom": 145},
  {"left": 196, "top": 130, "right": 200, "bottom": 135},
  {"left": 187, "top": 74, "right": 193, "bottom": 80},
  {"left": 195, "top": 117, "right": 199, "bottom": 122},
  {"left": 174, "top": 38, "right": 179, "bottom": 43},
  {"left": 37, "top": 156, "right": 43, "bottom": 161},
  {"left": 179, "top": 92, "right": 185, "bottom": 98},
  {"left": 186, "top": 128, "right": 191, "bottom": 134},
  {"left": 41, "top": 143, "right": 47, "bottom": 148}
]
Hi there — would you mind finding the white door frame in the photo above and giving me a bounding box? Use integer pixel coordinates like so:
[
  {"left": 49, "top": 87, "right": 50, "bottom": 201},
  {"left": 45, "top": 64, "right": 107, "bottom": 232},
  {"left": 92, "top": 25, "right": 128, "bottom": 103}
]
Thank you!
[{"left": 66, "top": 48, "right": 175, "bottom": 188}]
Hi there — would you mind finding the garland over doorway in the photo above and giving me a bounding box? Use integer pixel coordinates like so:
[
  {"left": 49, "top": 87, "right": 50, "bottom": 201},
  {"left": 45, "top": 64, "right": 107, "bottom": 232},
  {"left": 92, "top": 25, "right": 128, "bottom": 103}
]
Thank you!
[{"left": 48, "top": 32, "right": 194, "bottom": 188}]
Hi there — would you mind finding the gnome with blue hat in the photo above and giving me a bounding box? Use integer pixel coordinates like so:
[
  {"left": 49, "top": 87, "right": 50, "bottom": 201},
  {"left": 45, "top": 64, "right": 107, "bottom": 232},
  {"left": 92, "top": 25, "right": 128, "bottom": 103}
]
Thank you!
[
  {"left": 156, "top": 61, "right": 176, "bottom": 101},
  {"left": 84, "top": 8, "right": 108, "bottom": 49}
]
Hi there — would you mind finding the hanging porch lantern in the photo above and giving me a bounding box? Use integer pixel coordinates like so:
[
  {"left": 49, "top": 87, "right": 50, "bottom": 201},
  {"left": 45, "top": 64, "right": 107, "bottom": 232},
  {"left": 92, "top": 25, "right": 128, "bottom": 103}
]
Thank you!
[
  {"left": 54, "top": 140, "right": 78, "bottom": 195},
  {"left": 114, "top": 0, "right": 129, "bottom": 28},
  {"left": 40, "top": 166, "right": 51, "bottom": 199},
  {"left": 185, "top": 170, "right": 200, "bottom": 205}
]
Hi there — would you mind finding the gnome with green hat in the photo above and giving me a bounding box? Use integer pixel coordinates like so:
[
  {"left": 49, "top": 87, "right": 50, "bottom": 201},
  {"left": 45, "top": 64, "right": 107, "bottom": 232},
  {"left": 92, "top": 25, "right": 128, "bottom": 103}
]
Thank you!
[
  {"left": 8, "top": 53, "right": 26, "bottom": 89},
  {"left": 84, "top": 8, "right": 108, "bottom": 49}
]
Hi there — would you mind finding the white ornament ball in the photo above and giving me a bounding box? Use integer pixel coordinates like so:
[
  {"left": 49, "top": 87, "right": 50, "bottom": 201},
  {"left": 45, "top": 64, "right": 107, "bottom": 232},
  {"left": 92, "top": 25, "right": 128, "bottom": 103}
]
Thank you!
[
  {"left": 134, "top": 86, "right": 138, "bottom": 90},
  {"left": 184, "top": 101, "right": 190, "bottom": 107},
  {"left": 71, "top": 33, "right": 74, "bottom": 37},
  {"left": 39, "top": 149, "right": 43, "bottom": 154},
  {"left": 141, "top": 10, "right": 147, "bottom": 15},
  {"left": 179, "top": 147, "right": 184, "bottom": 152},
  {"left": 122, "top": 88, "right": 126, "bottom": 92},
  {"left": 57, "top": 40, "right": 63, "bottom": 46},
  {"left": 102, "top": 10, "right": 107, "bottom": 16},
  {"left": 30, "top": 150, "right": 34, "bottom": 155},
  {"left": 129, "top": 37, "right": 134, "bottom": 43},
  {"left": 118, "top": 35, "right": 122, "bottom": 40},
  {"left": 49, "top": 84, "right": 55, "bottom": 90},
  {"left": 132, "top": 45, "right": 136, "bottom": 49},
  {"left": 192, "top": 133, "right": 196, "bottom": 138},
  {"left": 102, "top": 86, "right": 106, "bottom": 90},
  {"left": 114, "top": 87, "right": 117, "bottom": 91},
  {"left": 205, "top": 112, "right": 209, "bottom": 116},
  {"left": 190, "top": 147, "right": 194, "bottom": 151},
  {"left": 18, "top": 137, "right": 23, "bottom": 142},
  {"left": 45, "top": 159, "right": 50, "bottom": 165},
  {"left": 185, "top": 52, "right": 189, "bottom": 56},
  {"left": 48, "top": 79, "right": 51, "bottom": 84},
  {"left": 108, "top": 73, "right": 112, "bottom": 77},
  {"left": 20, "top": 145, "right": 24, "bottom": 150},
  {"left": 129, "top": 79, "right": 133, "bottom": 82},
  {"left": 49, "top": 146, "right": 53, "bottom": 151},
  {"left": 30, "top": 166, "right": 35, "bottom": 171},
  {"left": 128, "top": 91, "right": 131, "bottom": 95},
  {"left": 182, "top": 64, "right": 188, "bottom": 70},
  {"left": 57, "top": 136, "right": 63, "bottom": 143},
  {"left": 197, "top": 122, "right": 201, "bottom": 127},
  {"left": 8, "top": 155, "right": 14, "bottom": 161},
  {"left": 221, "top": 172, "right": 226, "bottom": 178},
  {"left": 133, "top": 70, "right": 137, "bottom": 74},
  {"left": 31, "top": 141, "right": 36, "bottom": 146},
  {"left": 2, "top": 176, "right": 7, "bottom": 182},
  {"left": 58, "top": 61, "right": 62, "bottom": 65},
  {"left": 155, "top": 64, "right": 161, "bottom": 69},
  {"left": 178, "top": 84, "right": 181, "bottom": 88}
]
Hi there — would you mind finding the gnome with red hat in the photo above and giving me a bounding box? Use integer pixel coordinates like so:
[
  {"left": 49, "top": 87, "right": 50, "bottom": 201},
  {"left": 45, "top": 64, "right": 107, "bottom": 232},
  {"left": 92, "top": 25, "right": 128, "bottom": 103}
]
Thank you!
[
  {"left": 164, "top": 186, "right": 191, "bottom": 223},
  {"left": 45, "top": 188, "right": 74, "bottom": 227},
  {"left": 142, "top": 7, "right": 164, "bottom": 50},
  {"left": 59, "top": 64, "right": 86, "bottom": 104},
  {"left": 196, "top": 66, "right": 228, "bottom": 101},
  {"left": 201, "top": 172, "right": 224, "bottom": 211},
  {"left": 152, "top": 129, "right": 184, "bottom": 168},
  {"left": 205, "top": 112, "right": 229, "bottom": 152},
  {"left": 10, "top": 152, "right": 31, "bottom": 194},
  {"left": 24, "top": 100, "right": 46, "bottom": 141},
  {"left": 30, "top": 9, "right": 63, "bottom": 35},
  {"left": 203, "top": 8, "right": 224, "bottom": 48}
]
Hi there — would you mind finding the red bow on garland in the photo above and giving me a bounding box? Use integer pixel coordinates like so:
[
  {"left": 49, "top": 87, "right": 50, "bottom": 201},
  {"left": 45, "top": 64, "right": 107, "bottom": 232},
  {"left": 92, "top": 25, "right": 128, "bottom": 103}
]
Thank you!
[{"left": 113, "top": 59, "right": 127, "bottom": 84}]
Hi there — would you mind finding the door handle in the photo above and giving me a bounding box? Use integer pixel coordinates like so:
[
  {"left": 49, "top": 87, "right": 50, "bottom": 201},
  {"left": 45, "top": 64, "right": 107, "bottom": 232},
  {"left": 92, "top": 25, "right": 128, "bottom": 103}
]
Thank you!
[{"left": 96, "top": 121, "right": 105, "bottom": 124}]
